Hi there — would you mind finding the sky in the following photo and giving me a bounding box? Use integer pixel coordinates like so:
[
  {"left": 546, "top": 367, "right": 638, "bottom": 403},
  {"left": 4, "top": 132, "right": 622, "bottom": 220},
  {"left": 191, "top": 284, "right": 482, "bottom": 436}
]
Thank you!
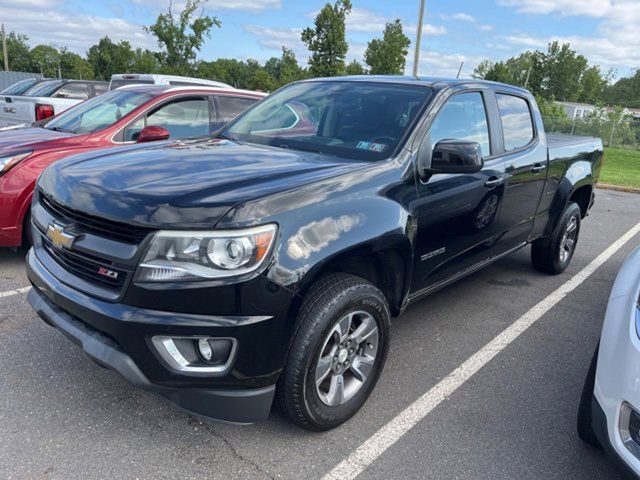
[{"left": 1, "top": 0, "right": 639, "bottom": 79}]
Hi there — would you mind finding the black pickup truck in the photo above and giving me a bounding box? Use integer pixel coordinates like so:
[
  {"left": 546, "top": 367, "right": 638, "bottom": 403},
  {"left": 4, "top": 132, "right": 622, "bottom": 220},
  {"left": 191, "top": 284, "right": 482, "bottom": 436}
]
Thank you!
[{"left": 26, "top": 76, "right": 602, "bottom": 430}]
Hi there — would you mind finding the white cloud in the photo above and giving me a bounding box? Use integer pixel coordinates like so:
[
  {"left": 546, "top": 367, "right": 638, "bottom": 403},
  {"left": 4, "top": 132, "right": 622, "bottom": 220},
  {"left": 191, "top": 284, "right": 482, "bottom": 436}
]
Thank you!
[
  {"left": 0, "top": 6, "right": 156, "bottom": 53},
  {"left": 132, "top": 0, "right": 281, "bottom": 13},
  {"left": 496, "top": 0, "right": 612, "bottom": 17},
  {"left": 479, "top": 24, "right": 494, "bottom": 31},
  {"left": 347, "top": 7, "right": 389, "bottom": 32},
  {"left": 442, "top": 12, "right": 476, "bottom": 22},
  {"left": 243, "top": 25, "right": 306, "bottom": 58},
  {"left": 405, "top": 51, "right": 484, "bottom": 77},
  {"left": 500, "top": 0, "right": 639, "bottom": 72},
  {"left": 405, "top": 24, "right": 447, "bottom": 36}
]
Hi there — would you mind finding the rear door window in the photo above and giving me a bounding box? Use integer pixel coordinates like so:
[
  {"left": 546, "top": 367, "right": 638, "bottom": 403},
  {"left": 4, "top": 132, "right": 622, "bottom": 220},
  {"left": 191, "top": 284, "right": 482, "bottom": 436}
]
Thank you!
[
  {"left": 55, "top": 83, "right": 91, "bottom": 100},
  {"left": 215, "top": 95, "right": 259, "bottom": 127},
  {"left": 496, "top": 94, "right": 534, "bottom": 151}
]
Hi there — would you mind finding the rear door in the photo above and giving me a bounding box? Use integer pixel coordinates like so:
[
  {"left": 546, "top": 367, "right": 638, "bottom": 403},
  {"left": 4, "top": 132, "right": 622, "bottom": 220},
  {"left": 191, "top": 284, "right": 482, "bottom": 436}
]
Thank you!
[{"left": 492, "top": 91, "right": 548, "bottom": 251}]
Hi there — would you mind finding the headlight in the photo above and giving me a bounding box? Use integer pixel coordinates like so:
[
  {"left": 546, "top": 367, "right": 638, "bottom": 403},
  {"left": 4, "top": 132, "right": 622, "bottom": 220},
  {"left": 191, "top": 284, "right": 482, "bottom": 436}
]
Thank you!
[
  {"left": 136, "top": 224, "right": 277, "bottom": 282},
  {"left": 0, "top": 151, "right": 32, "bottom": 176}
]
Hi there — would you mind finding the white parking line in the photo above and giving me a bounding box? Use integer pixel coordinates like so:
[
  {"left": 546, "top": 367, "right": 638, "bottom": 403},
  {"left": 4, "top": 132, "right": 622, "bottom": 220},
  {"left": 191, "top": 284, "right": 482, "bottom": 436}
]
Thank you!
[
  {"left": 0, "top": 286, "right": 31, "bottom": 299},
  {"left": 323, "top": 221, "right": 640, "bottom": 480}
]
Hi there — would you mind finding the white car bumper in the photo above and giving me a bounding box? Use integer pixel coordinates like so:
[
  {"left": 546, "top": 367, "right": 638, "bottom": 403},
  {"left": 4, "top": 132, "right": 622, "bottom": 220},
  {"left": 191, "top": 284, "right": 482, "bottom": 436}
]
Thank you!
[{"left": 594, "top": 246, "right": 640, "bottom": 477}]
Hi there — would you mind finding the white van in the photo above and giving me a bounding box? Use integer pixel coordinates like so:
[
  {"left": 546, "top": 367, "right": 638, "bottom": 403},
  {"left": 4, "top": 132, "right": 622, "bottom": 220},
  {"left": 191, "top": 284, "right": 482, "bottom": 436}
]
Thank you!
[{"left": 109, "top": 74, "right": 232, "bottom": 91}]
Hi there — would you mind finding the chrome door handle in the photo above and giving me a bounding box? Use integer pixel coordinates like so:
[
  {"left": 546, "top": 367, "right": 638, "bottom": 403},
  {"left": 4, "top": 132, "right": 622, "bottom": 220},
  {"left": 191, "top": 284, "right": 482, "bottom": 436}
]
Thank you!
[{"left": 484, "top": 177, "right": 504, "bottom": 188}]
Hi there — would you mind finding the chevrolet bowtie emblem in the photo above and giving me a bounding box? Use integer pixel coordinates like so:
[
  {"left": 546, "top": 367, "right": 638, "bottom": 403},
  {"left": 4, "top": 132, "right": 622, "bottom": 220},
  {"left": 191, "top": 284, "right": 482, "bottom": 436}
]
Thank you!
[{"left": 46, "top": 223, "right": 77, "bottom": 250}]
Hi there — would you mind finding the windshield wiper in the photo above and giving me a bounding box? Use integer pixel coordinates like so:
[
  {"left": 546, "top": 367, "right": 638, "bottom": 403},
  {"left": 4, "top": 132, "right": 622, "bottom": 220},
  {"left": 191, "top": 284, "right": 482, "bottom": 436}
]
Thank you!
[
  {"left": 214, "top": 132, "right": 235, "bottom": 141},
  {"left": 47, "top": 126, "right": 75, "bottom": 134}
]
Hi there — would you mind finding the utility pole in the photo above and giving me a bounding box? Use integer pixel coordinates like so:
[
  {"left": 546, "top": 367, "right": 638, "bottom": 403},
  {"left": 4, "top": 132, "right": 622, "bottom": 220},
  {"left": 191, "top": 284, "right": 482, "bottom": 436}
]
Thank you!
[
  {"left": 412, "top": 0, "right": 426, "bottom": 77},
  {"left": 1, "top": 24, "right": 8, "bottom": 71},
  {"left": 456, "top": 61, "right": 464, "bottom": 79}
]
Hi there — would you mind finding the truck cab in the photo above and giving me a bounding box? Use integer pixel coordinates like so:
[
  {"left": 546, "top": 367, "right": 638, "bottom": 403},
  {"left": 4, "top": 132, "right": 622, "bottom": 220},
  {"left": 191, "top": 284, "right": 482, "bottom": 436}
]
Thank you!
[{"left": 25, "top": 76, "right": 602, "bottom": 430}]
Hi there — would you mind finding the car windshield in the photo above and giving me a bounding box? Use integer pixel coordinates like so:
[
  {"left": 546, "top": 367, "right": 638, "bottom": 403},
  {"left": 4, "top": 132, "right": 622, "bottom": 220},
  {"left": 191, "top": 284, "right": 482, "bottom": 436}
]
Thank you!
[
  {"left": 223, "top": 81, "right": 431, "bottom": 161},
  {"left": 1, "top": 78, "right": 39, "bottom": 95},
  {"left": 26, "top": 80, "right": 65, "bottom": 97},
  {"left": 44, "top": 90, "right": 154, "bottom": 134}
]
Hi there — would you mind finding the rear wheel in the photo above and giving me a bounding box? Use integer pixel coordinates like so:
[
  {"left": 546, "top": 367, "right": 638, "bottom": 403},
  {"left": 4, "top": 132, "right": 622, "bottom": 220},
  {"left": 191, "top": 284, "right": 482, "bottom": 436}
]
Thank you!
[
  {"left": 532, "top": 202, "right": 581, "bottom": 274},
  {"left": 577, "top": 346, "right": 601, "bottom": 448},
  {"left": 277, "top": 273, "right": 390, "bottom": 430}
]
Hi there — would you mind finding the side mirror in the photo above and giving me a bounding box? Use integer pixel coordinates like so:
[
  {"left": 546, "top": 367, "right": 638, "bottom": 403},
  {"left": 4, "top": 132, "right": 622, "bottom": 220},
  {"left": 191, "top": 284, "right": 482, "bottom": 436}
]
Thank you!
[
  {"left": 137, "top": 125, "right": 170, "bottom": 143},
  {"left": 422, "top": 139, "right": 484, "bottom": 175}
]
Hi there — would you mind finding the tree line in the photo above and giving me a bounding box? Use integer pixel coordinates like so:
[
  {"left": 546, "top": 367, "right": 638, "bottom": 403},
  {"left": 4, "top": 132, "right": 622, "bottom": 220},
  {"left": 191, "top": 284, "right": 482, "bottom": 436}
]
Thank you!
[
  {"left": 1, "top": 0, "right": 637, "bottom": 108},
  {"left": 0, "top": 0, "right": 410, "bottom": 91}
]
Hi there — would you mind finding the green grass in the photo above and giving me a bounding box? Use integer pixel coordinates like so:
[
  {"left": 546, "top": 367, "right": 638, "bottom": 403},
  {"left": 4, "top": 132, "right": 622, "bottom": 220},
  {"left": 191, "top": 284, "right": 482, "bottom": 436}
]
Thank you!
[{"left": 601, "top": 148, "right": 640, "bottom": 189}]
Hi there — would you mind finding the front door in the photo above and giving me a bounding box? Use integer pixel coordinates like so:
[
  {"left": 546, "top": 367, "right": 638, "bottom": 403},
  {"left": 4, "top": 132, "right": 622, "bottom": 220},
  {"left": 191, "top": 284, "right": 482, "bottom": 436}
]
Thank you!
[{"left": 410, "top": 90, "right": 507, "bottom": 294}]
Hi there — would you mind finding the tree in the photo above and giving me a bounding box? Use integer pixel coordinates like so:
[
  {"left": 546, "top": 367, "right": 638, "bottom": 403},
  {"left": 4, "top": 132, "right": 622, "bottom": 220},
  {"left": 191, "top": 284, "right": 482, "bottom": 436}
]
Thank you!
[
  {"left": 87, "top": 37, "right": 135, "bottom": 80},
  {"left": 301, "top": 0, "right": 352, "bottom": 77},
  {"left": 196, "top": 58, "right": 251, "bottom": 88},
  {"left": 264, "top": 47, "right": 306, "bottom": 87},
  {"left": 59, "top": 48, "right": 94, "bottom": 79},
  {"left": 579, "top": 65, "right": 608, "bottom": 104},
  {"left": 364, "top": 19, "right": 410, "bottom": 75},
  {"left": 345, "top": 59, "right": 366, "bottom": 75},
  {"left": 246, "top": 59, "right": 276, "bottom": 91},
  {"left": 30, "top": 45, "right": 60, "bottom": 77},
  {"left": 544, "top": 41, "right": 588, "bottom": 101},
  {"left": 145, "top": 0, "right": 220, "bottom": 75},
  {"left": 132, "top": 48, "right": 160, "bottom": 74},
  {"left": 606, "top": 69, "right": 640, "bottom": 108},
  {"left": 0, "top": 32, "right": 32, "bottom": 72}
]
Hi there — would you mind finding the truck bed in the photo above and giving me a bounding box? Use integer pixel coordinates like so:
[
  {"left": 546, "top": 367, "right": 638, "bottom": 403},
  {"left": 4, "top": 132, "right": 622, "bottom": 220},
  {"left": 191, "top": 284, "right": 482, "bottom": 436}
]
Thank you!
[{"left": 547, "top": 133, "right": 603, "bottom": 163}]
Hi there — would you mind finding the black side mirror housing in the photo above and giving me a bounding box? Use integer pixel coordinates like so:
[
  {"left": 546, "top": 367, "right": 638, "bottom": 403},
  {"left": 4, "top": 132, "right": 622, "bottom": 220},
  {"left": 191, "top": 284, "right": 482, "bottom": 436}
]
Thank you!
[{"left": 419, "top": 139, "right": 484, "bottom": 175}]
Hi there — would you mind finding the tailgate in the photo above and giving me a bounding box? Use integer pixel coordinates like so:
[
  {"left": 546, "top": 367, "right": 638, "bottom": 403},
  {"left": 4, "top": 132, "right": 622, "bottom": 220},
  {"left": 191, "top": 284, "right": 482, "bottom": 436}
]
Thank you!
[{"left": 0, "top": 96, "right": 34, "bottom": 127}]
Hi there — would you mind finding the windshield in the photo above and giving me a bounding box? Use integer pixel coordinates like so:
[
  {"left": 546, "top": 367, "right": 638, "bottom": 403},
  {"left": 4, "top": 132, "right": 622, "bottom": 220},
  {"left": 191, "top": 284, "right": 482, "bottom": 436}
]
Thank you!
[
  {"left": 26, "top": 80, "right": 64, "bottom": 97},
  {"left": 223, "top": 81, "right": 431, "bottom": 161},
  {"left": 1, "top": 78, "right": 39, "bottom": 95},
  {"left": 45, "top": 90, "right": 154, "bottom": 134}
]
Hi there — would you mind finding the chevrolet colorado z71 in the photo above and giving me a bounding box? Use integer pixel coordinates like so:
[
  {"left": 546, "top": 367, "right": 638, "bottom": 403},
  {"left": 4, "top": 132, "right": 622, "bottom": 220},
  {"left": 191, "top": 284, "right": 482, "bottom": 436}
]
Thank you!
[{"left": 26, "top": 76, "right": 602, "bottom": 430}]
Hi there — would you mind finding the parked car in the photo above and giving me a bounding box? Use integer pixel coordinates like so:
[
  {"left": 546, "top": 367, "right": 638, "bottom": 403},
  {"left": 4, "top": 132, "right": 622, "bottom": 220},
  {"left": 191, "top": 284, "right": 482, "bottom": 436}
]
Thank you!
[
  {"left": 578, "top": 246, "right": 640, "bottom": 478},
  {"left": 0, "top": 77, "right": 47, "bottom": 95},
  {"left": 0, "top": 84, "right": 265, "bottom": 247},
  {"left": 0, "top": 79, "right": 109, "bottom": 127},
  {"left": 26, "top": 76, "right": 602, "bottom": 430},
  {"left": 109, "top": 74, "right": 231, "bottom": 90}
]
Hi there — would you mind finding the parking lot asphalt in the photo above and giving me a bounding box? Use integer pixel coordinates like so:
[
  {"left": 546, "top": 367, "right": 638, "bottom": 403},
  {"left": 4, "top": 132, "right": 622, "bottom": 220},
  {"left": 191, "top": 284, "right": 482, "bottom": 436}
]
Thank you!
[{"left": 0, "top": 189, "right": 638, "bottom": 480}]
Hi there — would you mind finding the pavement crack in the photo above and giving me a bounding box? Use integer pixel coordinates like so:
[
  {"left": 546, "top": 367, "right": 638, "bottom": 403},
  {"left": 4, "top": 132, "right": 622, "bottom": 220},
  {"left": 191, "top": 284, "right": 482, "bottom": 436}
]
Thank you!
[{"left": 188, "top": 417, "right": 275, "bottom": 479}]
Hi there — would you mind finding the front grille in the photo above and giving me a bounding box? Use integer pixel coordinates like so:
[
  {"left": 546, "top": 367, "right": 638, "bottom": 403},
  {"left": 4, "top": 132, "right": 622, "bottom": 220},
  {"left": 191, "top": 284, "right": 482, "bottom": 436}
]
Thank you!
[
  {"left": 42, "top": 236, "right": 128, "bottom": 291},
  {"left": 40, "top": 193, "right": 153, "bottom": 244}
]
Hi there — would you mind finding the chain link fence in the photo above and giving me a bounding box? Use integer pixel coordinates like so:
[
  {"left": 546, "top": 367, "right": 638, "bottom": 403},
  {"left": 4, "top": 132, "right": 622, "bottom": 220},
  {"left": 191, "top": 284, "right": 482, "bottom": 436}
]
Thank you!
[{"left": 542, "top": 115, "right": 640, "bottom": 149}]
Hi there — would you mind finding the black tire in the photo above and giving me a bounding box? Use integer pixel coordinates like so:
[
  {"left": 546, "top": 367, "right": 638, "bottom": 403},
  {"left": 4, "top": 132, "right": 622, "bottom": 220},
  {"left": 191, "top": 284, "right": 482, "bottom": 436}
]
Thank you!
[
  {"left": 577, "top": 345, "right": 601, "bottom": 448},
  {"left": 277, "top": 273, "right": 391, "bottom": 430},
  {"left": 532, "top": 202, "right": 581, "bottom": 274}
]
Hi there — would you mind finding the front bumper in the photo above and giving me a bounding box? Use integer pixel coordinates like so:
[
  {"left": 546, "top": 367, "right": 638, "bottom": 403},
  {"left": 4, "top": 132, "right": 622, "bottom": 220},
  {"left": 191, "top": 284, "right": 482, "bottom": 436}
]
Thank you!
[{"left": 26, "top": 248, "right": 286, "bottom": 424}]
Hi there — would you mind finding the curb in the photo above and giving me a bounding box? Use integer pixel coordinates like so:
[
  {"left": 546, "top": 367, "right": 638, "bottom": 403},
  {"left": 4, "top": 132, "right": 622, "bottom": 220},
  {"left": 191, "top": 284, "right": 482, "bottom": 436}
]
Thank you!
[{"left": 596, "top": 183, "right": 640, "bottom": 194}]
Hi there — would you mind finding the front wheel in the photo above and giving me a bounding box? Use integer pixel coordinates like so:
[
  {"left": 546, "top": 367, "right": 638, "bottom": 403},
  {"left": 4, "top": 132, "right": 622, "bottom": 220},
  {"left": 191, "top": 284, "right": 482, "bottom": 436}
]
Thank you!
[
  {"left": 277, "top": 273, "right": 390, "bottom": 430},
  {"left": 532, "top": 202, "right": 581, "bottom": 274}
]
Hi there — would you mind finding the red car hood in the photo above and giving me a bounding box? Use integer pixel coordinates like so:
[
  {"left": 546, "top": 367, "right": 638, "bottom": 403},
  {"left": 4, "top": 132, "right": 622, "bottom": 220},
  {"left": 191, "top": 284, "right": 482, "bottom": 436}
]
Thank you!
[{"left": 0, "top": 125, "right": 79, "bottom": 154}]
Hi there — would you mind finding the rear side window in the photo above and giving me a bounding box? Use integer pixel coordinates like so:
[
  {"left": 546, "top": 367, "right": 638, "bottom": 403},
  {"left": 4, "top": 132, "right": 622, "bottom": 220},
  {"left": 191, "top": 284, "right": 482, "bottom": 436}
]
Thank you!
[
  {"left": 496, "top": 94, "right": 534, "bottom": 151},
  {"left": 93, "top": 83, "right": 108, "bottom": 95},
  {"left": 55, "top": 83, "right": 90, "bottom": 100},
  {"left": 216, "top": 96, "right": 258, "bottom": 125}
]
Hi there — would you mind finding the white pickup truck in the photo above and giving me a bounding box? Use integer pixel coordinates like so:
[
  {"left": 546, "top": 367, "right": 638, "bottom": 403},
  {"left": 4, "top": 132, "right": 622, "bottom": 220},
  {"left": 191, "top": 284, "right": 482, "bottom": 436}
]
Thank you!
[{"left": 0, "top": 79, "right": 108, "bottom": 127}]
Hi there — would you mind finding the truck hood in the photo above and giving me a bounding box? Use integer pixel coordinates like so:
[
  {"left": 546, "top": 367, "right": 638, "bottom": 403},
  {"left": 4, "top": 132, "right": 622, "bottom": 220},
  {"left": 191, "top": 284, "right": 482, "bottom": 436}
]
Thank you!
[
  {"left": 0, "top": 125, "right": 76, "bottom": 153},
  {"left": 39, "top": 138, "right": 369, "bottom": 227}
]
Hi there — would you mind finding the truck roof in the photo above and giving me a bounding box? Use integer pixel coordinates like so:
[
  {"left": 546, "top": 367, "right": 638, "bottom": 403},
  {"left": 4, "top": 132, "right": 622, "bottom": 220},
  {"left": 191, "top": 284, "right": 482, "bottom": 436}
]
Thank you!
[
  {"left": 112, "top": 84, "right": 265, "bottom": 97},
  {"left": 301, "top": 75, "right": 533, "bottom": 95}
]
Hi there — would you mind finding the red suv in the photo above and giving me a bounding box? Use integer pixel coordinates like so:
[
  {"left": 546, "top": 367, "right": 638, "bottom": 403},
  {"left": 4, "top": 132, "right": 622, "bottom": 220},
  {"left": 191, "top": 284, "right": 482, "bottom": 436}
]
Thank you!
[{"left": 0, "top": 85, "right": 265, "bottom": 247}]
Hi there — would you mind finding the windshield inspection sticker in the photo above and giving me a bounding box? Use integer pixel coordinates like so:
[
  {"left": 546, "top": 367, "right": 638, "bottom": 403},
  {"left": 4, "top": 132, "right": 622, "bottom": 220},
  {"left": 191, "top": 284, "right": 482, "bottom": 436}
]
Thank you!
[{"left": 356, "top": 141, "right": 388, "bottom": 152}]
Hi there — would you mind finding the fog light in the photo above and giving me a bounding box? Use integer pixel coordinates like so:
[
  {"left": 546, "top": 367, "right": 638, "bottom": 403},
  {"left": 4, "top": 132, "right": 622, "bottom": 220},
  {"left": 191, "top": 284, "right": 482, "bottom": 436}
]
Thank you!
[
  {"left": 198, "top": 338, "right": 213, "bottom": 361},
  {"left": 151, "top": 335, "right": 237, "bottom": 375}
]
